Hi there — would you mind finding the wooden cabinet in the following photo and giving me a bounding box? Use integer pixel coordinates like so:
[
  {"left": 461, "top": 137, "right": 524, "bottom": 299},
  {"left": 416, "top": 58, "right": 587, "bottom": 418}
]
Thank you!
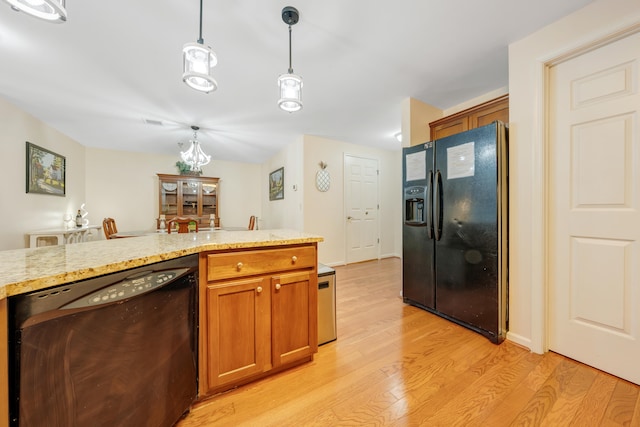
[
  {"left": 429, "top": 94, "right": 508, "bottom": 140},
  {"left": 157, "top": 173, "right": 219, "bottom": 228},
  {"left": 198, "top": 245, "right": 318, "bottom": 396}
]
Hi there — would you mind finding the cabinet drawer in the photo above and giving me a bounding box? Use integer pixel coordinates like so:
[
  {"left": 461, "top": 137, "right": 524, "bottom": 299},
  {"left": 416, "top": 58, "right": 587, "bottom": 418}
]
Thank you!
[{"left": 206, "top": 246, "right": 316, "bottom": 281}]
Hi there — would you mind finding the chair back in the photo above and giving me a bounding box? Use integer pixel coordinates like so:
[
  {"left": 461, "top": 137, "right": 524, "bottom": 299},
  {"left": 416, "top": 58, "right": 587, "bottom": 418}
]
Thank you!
[
  {"left": 102, "top": 218, "right": 118, "bottom": 239},
  {"left": 248, "top": 215, "right": 256, "bottom": 230},
  {"left": 167, "top": 217, "right": 199, "bottom": 234}
]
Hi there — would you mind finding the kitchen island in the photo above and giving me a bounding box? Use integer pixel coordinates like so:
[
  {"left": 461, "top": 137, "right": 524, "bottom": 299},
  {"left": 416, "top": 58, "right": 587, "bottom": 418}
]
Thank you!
[{"left": 0, "top": 229, "right": 323, "bottom": 425}]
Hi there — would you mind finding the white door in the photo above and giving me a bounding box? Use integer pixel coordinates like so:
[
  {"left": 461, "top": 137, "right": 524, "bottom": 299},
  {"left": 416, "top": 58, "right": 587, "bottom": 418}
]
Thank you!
[
  {"left": 344, "top": 155, "right": 379, "bottom": 263},
  {"left": 548, "top": 30, "right": 640, "bottom": 385}
]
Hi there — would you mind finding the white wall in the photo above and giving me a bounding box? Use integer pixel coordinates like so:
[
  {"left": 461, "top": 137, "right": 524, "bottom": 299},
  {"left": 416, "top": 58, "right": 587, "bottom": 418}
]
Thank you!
[
  {"left": 508, "top": 0, "right": 640, "bottom": 351},
  {"left": 302, "top": 135, "right": 401, "bottom": 266},
  {"left": 260, "top": 137, "right": 304, "bottom": 231},
  {"left": 0, "top": 97, "right": 87, "bottom": 251},
  {"left": 84, "top": 148, "right": 263, "bottom": 234},
  {"left": 0, "top": 96, "right": 263, "bottom": 250}
]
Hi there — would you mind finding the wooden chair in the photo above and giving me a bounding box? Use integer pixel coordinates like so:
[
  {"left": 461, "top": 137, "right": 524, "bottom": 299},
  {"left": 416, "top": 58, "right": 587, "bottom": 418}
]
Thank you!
[
  {"left": 102, "top": 218, "right": 118, "bottom": 239},
  {"left": 248, "top": 215, "right": 256, "bottom": 230},
  {"left": 167, "top": 217, "right": 198, "bottom": 234}
]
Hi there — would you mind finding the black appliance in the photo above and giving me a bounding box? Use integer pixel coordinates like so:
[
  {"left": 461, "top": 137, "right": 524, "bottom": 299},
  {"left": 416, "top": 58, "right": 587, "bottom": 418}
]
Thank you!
[
  {"left": 8, "top": 254, "right": 199, "bottom": 427},
  {"left": 402, "top": 122, "right": 508, "bottom": 343}
]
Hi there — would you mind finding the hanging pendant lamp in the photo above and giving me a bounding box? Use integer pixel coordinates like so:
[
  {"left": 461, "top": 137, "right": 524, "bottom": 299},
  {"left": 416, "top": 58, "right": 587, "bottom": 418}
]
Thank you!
[
  {"left": 180, "top": 126, "right": 211, "bottom": 171},
  {"left": 277, "top": 6, "right": 303, "bottom": 112},
  {"left": 183, "top": 0, "right": 217, "bottom": 93},
  {"left": 3, "top": 0, "right": 67, "bottom": 22}
]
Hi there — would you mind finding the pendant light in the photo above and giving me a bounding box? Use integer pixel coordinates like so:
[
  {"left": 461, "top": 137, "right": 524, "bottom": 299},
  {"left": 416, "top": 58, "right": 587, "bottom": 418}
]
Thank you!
[
  {"left": 182, "top": 0, "right": 217, "bottom": 93},
  {"left": 3, "top": 0, "right": 67, "bottom": 22},
  {"left": 180, "top": 126, "right": 211, "bottom": 171},
  {"left": 277, "top": 6, "right": 303, "bottom": 113}
]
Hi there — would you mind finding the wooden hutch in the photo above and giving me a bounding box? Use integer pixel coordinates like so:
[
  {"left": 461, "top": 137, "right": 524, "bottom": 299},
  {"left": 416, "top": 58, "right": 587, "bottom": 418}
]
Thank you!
[{"left": 157, "top": 173, "right": 220, "bottom": 229}]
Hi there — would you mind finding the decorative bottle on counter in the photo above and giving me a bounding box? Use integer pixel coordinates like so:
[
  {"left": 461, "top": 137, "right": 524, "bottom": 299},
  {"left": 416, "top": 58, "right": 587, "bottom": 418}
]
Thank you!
[{"left": 75, "top": 210, "right": 83, "bottom": 228}]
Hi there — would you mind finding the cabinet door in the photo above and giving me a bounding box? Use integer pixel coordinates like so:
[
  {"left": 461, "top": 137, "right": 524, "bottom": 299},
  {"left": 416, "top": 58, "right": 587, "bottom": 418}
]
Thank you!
[
  {"left": 181, "top": 180, "right": 200, "bottom": 217},
  {"left": 159, "top": 180, "right": 179, "bottom": 217},
  {"left": 431, "top": 116, "right": 469, "bottom": 140},
  {"left": 203, "top": 277, "right": 271, "bottom": 392},
  {"left": 470, "top": 101, "right": 509, "bottom": 128},
  {"left": 271, "top": 271, "right": 318, "bottom": 367},
  {"left": 201, "top": 182, "right": 217, "bottom": 219}
]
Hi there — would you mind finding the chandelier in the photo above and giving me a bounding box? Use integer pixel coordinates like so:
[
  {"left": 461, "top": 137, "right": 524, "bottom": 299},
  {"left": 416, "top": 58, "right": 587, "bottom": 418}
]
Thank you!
[
  {"left": 277, "top": 6, "right": 303, "bottom": 112},
  {"left": 3, "top": 0, "right": 67, "bottom": 22},
  {"left": 180, "top": 126, "right": 211, "bottom": 171},
  {"left": 182, "top": 0, "right": 217, "bottom": 93}
]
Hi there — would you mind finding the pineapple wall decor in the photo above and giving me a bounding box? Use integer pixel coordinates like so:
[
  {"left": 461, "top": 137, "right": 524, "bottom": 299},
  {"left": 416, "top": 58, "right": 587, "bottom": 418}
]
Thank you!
[{"left": 316, "top": 161, "right": 330, "bottom": 192}]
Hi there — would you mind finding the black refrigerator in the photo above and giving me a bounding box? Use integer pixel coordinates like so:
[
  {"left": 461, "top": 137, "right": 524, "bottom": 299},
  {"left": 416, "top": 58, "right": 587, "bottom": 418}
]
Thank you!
[{"left": 402, "top": 121, "right": 508, "bottom": 344}]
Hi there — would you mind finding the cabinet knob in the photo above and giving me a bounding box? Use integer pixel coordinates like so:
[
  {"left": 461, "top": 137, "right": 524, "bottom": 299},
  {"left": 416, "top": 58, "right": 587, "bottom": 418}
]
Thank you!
[
  {"left": 256, "top": 286, "right": 263, "bottom": 293},
  {"left": 291, "top": 255, "right": 298, "bottom": 263},
  {"left": 236, "top": 262, "right": 243, "bottom": 271},
  {"left": 275, "top": 283, "right": 281, "bottom": 290}
]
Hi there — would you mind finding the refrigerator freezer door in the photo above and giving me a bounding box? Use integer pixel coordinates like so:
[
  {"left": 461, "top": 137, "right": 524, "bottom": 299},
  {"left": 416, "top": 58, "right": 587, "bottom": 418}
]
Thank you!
[
  {"left": 402, "top": 143, "right": 435, "bottom": 309},
  {"left": 434, "top": 123, "right": 506, "bottom": 342}
]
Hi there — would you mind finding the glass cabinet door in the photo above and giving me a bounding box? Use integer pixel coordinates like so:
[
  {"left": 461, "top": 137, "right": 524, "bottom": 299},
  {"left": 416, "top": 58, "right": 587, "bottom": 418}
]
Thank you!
[
  {"left": 160, "top": 182, "right": 178, "bottom": 216},
  {"left": 201, "top": 182, "right": 217, "bottom": 219},
  {"left": 181, "top": 180, "right": 200, "bottom": 217}
]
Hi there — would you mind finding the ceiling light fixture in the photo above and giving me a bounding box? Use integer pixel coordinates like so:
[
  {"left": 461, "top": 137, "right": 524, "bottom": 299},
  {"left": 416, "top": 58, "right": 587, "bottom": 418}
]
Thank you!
[
  {"left": 182, "top": 0, "right": 217, "bottom": 93},
  {"left": 180, "top": 126, "right": 211, "bottom": 171},
  {"left": 394, "top": 132, "right": 402, "bottom": 143},
  {"left": 277, "top": 6, "right": 303, "bottom": 113},
  {"left": 4, "top": 0, "right": 67, "bottom": 22}
]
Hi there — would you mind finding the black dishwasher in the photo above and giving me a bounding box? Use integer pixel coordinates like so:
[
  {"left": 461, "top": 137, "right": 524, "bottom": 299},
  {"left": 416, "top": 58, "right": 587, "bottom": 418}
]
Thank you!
[{"left": 8, "top": 254, "right": 199, "bottom": 427}]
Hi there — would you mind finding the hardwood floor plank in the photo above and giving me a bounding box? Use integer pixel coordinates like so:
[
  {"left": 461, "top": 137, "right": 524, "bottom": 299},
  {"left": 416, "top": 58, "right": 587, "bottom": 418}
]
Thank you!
[
  {"left": 539, "top": 363, "right": 597, "bottom": 426},
  {"left": 602, "top": 380, "right": 640, "bottom": 426},
  {"left": 508, "top": 358, "right": 580, "bottom": 425},
  {"left": 176, "top": 257, "right": 640, "bottom": 427},
  {"left": 569, "top": 372, "right": 617, "bottom": 426}
]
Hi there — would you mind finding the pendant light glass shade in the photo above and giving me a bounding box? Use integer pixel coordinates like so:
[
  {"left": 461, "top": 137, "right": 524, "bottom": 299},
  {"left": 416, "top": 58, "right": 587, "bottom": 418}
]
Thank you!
[
  {"left": 4, "top": 0, "right": 67, "bottom": 22},
  {"left": 183, "top": 0, "right": 217, "bottom": 93},
  {"left": 278, "top": 6, "right": 303, "bottom": 112},
  {"left": 277, "top": 73, "right": 303, "bottom": 112},
  {"left": 182, "top": 42, "right": 218, "bottom": 93},
  {"left": 180, "top": 127, "right": 211, "bottom": 171}
]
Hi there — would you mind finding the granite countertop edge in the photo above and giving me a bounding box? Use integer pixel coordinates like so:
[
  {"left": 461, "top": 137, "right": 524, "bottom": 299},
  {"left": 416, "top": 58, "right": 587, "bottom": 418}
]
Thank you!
[{"left": 0, "top": 229, "right": 323, "bottom": 298}]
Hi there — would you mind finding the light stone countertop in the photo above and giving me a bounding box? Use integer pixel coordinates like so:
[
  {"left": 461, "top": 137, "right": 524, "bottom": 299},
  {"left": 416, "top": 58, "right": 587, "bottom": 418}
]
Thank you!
[{"left": 0, "top": 229, "right": 323, "bottom": 298}]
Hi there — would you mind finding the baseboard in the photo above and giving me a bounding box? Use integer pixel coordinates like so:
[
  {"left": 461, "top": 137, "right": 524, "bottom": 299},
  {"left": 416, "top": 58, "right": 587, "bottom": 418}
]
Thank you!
[{"left": 506, "top": 332, "right": 535, "bottom": 353}]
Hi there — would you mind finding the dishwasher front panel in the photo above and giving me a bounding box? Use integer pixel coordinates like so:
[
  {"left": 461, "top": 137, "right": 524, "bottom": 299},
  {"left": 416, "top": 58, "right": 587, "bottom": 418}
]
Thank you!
[{"left": 9, "top": 255, "right": 198, "bottom": 427}]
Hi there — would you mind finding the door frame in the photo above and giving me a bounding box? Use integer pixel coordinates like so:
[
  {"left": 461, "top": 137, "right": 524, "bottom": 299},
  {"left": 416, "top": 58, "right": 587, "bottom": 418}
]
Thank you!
[{"left": 518, "top": 20, "right": 640, "bottom": 354}]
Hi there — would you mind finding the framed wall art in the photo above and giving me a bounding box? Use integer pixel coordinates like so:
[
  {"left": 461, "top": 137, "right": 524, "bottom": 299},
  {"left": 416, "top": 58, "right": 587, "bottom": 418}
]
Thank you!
[
  {"left": 269, "top": 167, "right": 284, "bottom": 201},
  {"left": 26, "top": 142, "right": 66, "bottom": 196}
]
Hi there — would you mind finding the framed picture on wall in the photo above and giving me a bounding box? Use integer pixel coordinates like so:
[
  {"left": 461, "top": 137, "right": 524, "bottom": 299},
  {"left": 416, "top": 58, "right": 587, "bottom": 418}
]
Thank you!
[
  {"left": 26, "top": 142, "right": 66, "bottom": 196},
  {"left": 269, "top": 167, "right": 284, "bottom": 201}
]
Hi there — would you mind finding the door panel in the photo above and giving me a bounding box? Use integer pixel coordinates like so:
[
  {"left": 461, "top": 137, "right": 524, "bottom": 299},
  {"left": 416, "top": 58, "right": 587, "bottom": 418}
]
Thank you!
[
  {"left": 345, "top": 155, "right": 379, "bottom": 263},
  {"left": 434, "top": 124, "right": 504, "bottom": 338},
  {"left": 205, "top": 277, "right": 271, "bottom": 390},
  {"left": 271, "top": 272, "right": 316, "bottom": 366},
  {"left": 548, "top": 30, "right": 640, "bottom": 385},
  {"left": 402, "top": 144, "right": 435, "bottom": 308}
]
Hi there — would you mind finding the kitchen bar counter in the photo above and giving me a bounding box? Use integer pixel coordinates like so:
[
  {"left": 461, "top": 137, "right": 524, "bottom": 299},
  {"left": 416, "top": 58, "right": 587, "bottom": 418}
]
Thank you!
[
  {"left": 0, "top": 229, "right": 323, "bottom": 298},
  {"left": 0, "top": 229, "right": 324, "bottom": 425}
]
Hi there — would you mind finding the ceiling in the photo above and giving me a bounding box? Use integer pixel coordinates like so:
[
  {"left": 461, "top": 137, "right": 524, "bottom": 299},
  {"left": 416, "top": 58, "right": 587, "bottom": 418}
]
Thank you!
[{"left": 0, "top": 0, "right": 594, "bottom": 164}]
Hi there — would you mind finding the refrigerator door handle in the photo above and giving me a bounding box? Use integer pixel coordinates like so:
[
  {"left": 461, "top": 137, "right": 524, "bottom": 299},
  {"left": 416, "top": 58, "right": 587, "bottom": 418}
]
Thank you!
[
  {"left": 427, "top": 170, "right": 434, "bottom": 239},
  {"left": 434, "top": 170, "right": 443, "bottom": 241}
]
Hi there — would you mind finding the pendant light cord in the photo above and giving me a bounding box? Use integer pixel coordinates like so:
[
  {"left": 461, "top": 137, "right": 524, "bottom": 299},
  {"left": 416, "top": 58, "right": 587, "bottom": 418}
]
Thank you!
[
  {"left": 288, "top": 25, "right": 293, "bottom": 74},
  {"left": 197, "top": 0, "right": 204, "bottom": 44}
]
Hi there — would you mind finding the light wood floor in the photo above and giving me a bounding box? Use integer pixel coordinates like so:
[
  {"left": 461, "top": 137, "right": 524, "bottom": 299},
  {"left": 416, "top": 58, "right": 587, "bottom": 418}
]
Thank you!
[{"left": 177, "top": 257, "right": 640, "bottom": 426}]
